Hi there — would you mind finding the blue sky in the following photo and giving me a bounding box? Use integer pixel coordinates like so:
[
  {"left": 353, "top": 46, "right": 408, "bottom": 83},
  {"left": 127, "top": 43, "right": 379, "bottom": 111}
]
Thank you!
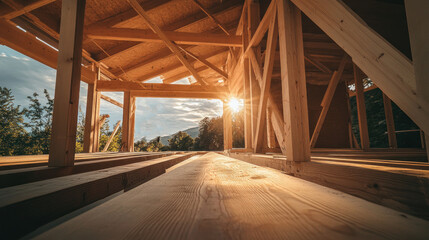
[{"left": 0, "top": 45, "right": 223, "bottom": 141}]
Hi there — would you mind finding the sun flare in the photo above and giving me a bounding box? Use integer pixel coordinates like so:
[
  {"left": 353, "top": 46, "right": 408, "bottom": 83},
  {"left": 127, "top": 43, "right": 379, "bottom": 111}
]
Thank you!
[{"left": 228, "top": 98, "right": 243, "bottom": 113}]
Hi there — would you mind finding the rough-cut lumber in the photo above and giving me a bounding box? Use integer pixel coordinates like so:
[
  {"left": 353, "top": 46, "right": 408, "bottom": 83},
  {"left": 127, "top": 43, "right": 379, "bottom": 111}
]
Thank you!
[
  {"left": 49, "top": 0, "right": 86, "bottom": 167},
  {"left": 1, "top": 0, "right": 56, "bottom": 20},
  {"left": 178, "top": 46, "right": 229, "bottom": 79},
  {"left": 127, "top": 0, "right": 207, "bottom": 85},
  {"left": 34, "top": 153, "right": 429, "bottom": 239},
  {"left": 100, "top": 94, "right": 123, "bottom": 108},
  {"left": 310, "top": 55, "right": 348, "bottom": 148},
  {"left": 277, "top": 0, "right": 310, "bottom": 161},
  {"left": 354, "top": 64, "right": 370, "bottom": 150},
  {"left": 86, "top": 28, "right": 242, "bottom": 47},
  {"left": 290, "top": 0, "right": 429, "bottom": 135},
  {"left": 97, "top": 81, "right": 228, "bottom": 93},
  {"left": 0, "top": 153, "right": 195, "bottom": 239},
  {"left": 0, "top": 19, "right": 95, "bottom": 83},
  {"left": 253, "top": 16, "right": 278, "bottom": 153}
]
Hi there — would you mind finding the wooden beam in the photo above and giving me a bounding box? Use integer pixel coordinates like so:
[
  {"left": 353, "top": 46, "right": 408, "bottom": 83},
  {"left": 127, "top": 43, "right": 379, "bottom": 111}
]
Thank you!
[
  {"left": 223, "top": 101, "right": 233, "bottom": 150},
  {"left": 0, "top": 19, "right": 95, "bottom": 83},
  {"left": 48, "top": 0, "right": 86, "bottom": 167},
  {"left": 304, "top": 55, "right": 332, "bottom": 73},
  {"left": 405, "top": 0, "right": 429, "bottom": 160},
  {"left": 97, "top": 81, "right": 228, "bottom": 93},
  {"left": 178, "top": 46, "right": 229, "bottom": 79},
  {"left": 290, "top": 0, "right": 429, "bottom": 136},
  {"left": 100, "top": 94, "right": 123, "bottom": 108},
  {"left": 1, "top": 0, "right": 56, "bottom": 20},
  {"left": 310, "top": 55, "right": 348, "bottom": 148},
  {"left": 162, "top": 66, "right": 208, "bottom": 84},
  {"left": 253, "top": 15, "right": 278, "bottom": 153},
  {"left": 354, "top": 63, "right": 370, "bottom": 150},
  {"left": 242, "top": 6, "right": 252, "bottom": 151},
  {"left": 101, "top": 121, "right": 121, "bottom": 152},
  {"left": 191, "top": 0, "right": 230, "bottom": 35},
  {"left": 86, "top": 28, "right": 242, "bottom": 47},
  {"left": 127, "top": 0, "right": 207, "bottom": 85},
  {"left": 131, "top": 91, "right": 224, "bottom": 99},
  {"left": 383, "top": 93, "right": 397, "bottom": 149},
  {"left": 121, "top": 91, "right": 134, "bottom": 152},
  {"left": 277, "top": 0, "right": 310, "bottom": 161}
]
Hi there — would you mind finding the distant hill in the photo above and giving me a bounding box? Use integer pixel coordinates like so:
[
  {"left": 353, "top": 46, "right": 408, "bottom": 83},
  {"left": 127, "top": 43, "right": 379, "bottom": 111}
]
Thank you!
[{"left": 160, "top": 126, "right": 199, "bottom": 145}]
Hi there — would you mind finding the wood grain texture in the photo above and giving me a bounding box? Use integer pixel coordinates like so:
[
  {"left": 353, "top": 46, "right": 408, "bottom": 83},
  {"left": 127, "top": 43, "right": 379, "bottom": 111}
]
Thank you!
[{"left": 34, "top": 153, "right": 429, "bottom": 239}]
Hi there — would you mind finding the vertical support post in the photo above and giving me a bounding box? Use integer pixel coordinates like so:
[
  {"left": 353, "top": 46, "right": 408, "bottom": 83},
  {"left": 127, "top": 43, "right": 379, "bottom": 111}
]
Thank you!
[
  {"left": 93, "top": 90, "right": 101, "bottom": 152},
  {"left": 121, "top": 91, "right": 135, "bottom": 152},
  {"left": 383, "top": 93, "right": 397, "bottom": 149},
  {"left": 277, "top": 0, "right": 310, "bottom": 161},
  {"left": 248, "top": 0, "right": 261, "bottom": 149},
  {"left": 83, "top": 65, "right": 99, "bottom": 153},
  {"left": 405, "top": 0, "right": 429, "bottom": 160},
  {"left": 353, "top": 63, "right": 370, "bottom": 150},
  {"left": 242, "top": 5, "right": 253, "bottom": 151},
  {"left": 49, "top": 0, "right": 86, "bottom": 167},
  {"left": 223, "top": 101, "right": 233, "bottom": 151}
]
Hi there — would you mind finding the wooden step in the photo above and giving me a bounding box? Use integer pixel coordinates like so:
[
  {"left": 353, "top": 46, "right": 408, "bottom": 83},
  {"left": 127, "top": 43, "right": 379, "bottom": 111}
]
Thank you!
[
  {"left": 0, "top": 152, "right": 175, "bottom": 188},
  {"left": 0, "top": 153, "right": 197, "bottom": 239}
]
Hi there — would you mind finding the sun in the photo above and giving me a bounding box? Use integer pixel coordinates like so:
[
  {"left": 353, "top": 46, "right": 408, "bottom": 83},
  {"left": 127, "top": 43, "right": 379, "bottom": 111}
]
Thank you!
[{"left": 228, "top": 98, "right": 243, "bottom": 113}]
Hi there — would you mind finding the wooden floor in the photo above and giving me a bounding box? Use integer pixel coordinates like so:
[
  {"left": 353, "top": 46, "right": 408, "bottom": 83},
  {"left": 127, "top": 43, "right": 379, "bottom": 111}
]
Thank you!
[{"left": 32, "top": 153, "right": 429, "bottom": 239}]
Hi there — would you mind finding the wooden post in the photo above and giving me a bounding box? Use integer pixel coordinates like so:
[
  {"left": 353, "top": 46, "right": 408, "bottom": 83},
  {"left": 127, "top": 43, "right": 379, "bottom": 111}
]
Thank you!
[
  {"left": 223, "top": 101, "right": 233, "bottom": 151},
  {"left": 382, "top": 93, "right": 397, "bottom": 149},
  {"left": 93, "top": 91, "right": 101, "bottom": 152},
  {"left": 121, "top": 91, "right": 135, "bottom": 152},
  {"left": 83, "top": 82, "right": 97, "bottom": 152},
  {"left": 277, "top": 0, "right": 310, "bottom": 161},
  {"left": 405, "top": 0, "right": 429, "bottom": 160},
  {"left": 242, "top": 6, "right": 253, "bottom": 151},
  {"left": 353, "top": 64, "right": 370, "bottom": 150},
  {"left": 48, "top": 0, "right": 86, "bottom": 167},
  {"left": 248, "top": 0, "right": 261, "bottom": 149}
]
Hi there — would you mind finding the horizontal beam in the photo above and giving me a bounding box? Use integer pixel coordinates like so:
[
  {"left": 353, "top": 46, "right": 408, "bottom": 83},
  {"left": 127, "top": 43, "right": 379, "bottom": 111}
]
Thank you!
[
  {"left": 0, "top": 19, "right": 95, "bottom": 83},
  {"left": 97, "top": 80, "right": 229, "bottom": 93},
  {"left": 1, "top": 0, "right": 56, "bottom": 20},
  {"left": 100, "top": 94, "right": 123, "bottom": 108},
  {"left": 86, "top": 27, "right": 243, "bottom": 47},
  {"left": 130, "top": 91, "right": 225, "bottom": 99}
]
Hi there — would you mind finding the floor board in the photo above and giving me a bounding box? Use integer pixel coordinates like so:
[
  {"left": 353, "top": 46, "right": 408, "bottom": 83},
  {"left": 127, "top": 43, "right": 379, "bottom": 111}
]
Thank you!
[{"left": 34, "top": 153, "right": 429, "bottom": 240}]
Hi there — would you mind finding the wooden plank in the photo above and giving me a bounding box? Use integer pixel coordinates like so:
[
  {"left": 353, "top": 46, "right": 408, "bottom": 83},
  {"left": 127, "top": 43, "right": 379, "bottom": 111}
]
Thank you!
[
  {"left": 0, "top": 153, "right": 194, "bottom": 239},
  {"left": 253, "top": 15, "right": 278, "bottom": 153},
  {"left": 162, "top": 66, "right": 209, "bottom": 84},
  {"left": 100, "top": 94, "right": 123, "bottom": 108},
  {"left": 354, "top": 63, "right": 370, "bottom": 150},
  {"left": 86, "top": 28, "right": 242, "bottom": 47},
  {"left": 48, "top": 0, "right": 86, "bottom": 167},
  {"left": 97, "top": 81, "right": 228, "bottom": 93},
  {"left": 131, "top": 91, "right": 225, "bottom": 99},
  {"left": 191, "top": 0, "right": 230, "bottom": 35},
  {"left": 383, "top": 93, "right": 398, "bottom": 149},
  {"left": 277, "top": 0, "right": 310, "bottom": 161},
  {"left": 121, "top": 91, "right": 133, "bottom": 152},
  {"left": 34, "top": 153, "right": 429, "bottom": 239},
  {"left": 290, "top": 0, "right": 429, "bottom": 136},
  {"left": 223, "top": 101, "right": 233, "bottom": 151},
  {"left": 242, "top": 6, "right": 252, "bottom": 151},
  {"left": 0, "top": 19, "right": 95, "bottom": 83},
  {"left": 304, "top": 55, "right": 332, "bottom": 73},
  {"left": 127, "top": 0, "right": 207, "bottom": 85},
  {"left": 310, "top": 55, "right": 348, "bottom": 148}
]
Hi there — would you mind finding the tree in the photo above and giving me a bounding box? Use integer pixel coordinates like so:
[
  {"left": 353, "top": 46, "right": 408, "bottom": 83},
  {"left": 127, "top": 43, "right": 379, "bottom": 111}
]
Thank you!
[
  {"left": 134, "top": 137, "right": 148, "bottom": 152},
  {"left": 194, "top": 117, "right": 223, "bottom": 150},
  {"left": 146, "top": 136, "right": 164, "bottom": 152},
  {"left": 0, "top": 87, "right": 27, "bottom": 155},
  {"left": 168, "top": 131, "right": 194, "bottom": 151},
  {"left": 24, "top": 89, "right": 53, "bottom": 154}
]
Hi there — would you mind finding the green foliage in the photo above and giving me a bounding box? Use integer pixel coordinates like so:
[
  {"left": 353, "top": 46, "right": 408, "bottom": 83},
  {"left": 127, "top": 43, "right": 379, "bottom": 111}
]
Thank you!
[
  {"left": 194, "top": 116, "right": 224, "bottom": 150},
  {"left": 0, "top": 87, "right": 27, "bottom": 155},
  {"left": 168, "top": 131, "right": 194, "bottom": 151}
]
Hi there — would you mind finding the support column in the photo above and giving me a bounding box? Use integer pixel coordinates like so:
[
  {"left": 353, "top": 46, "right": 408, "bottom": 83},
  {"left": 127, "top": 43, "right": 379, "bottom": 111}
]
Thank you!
[
  {"left": 242, "top": 5, "right": 252, "bottom": 151},
  {"left": 223, "top": 101, "right": 233, "bottom": 151},
  {"left": 277, "top": 0, "right": 310, "bottom": 161},
  {"left": 405, "top": 0, "right": 429, "bottom": 160},
  {"left": 353, "top": 64, "right": 370, "bottom": 150},
  {"left": 383, "top": 93, "right": 397, "bottom": 149},
  {"left": 83, "top": 66, "right": 100, "bottom": 153},
  {"left": 121, "top": 91, "right": 135, "bottom": 152},
  {"left": 49, "top": 0, "right": 86, "bottom": 167}
]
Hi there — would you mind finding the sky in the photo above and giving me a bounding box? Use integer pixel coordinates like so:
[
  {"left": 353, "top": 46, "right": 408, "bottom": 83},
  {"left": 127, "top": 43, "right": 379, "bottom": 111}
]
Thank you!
[{"left": 0, "top": 45, "right": 223, "bottom": 141}]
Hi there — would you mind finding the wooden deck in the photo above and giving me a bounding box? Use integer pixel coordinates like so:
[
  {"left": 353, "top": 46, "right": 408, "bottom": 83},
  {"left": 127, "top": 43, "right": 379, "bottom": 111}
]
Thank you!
[{"left": 27, "top": 153, "right": 429, "bottom": 239}]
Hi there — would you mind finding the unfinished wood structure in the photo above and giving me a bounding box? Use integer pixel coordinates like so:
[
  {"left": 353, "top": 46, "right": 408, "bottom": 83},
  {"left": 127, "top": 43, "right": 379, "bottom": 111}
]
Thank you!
[{"left": 0, "top": 0, "right": 428, "bottom": 238}]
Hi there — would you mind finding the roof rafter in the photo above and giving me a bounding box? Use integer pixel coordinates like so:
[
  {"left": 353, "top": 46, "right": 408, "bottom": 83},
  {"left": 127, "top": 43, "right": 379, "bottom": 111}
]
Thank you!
[{"left": 1, "top": 0, "right": 55, "bottom": 20}]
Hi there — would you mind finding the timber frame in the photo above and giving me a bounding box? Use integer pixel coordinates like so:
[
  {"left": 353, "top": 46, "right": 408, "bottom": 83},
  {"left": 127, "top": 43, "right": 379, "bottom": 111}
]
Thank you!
[{"left": 0, "top": 0, "right": 427, "bottom": 165}]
